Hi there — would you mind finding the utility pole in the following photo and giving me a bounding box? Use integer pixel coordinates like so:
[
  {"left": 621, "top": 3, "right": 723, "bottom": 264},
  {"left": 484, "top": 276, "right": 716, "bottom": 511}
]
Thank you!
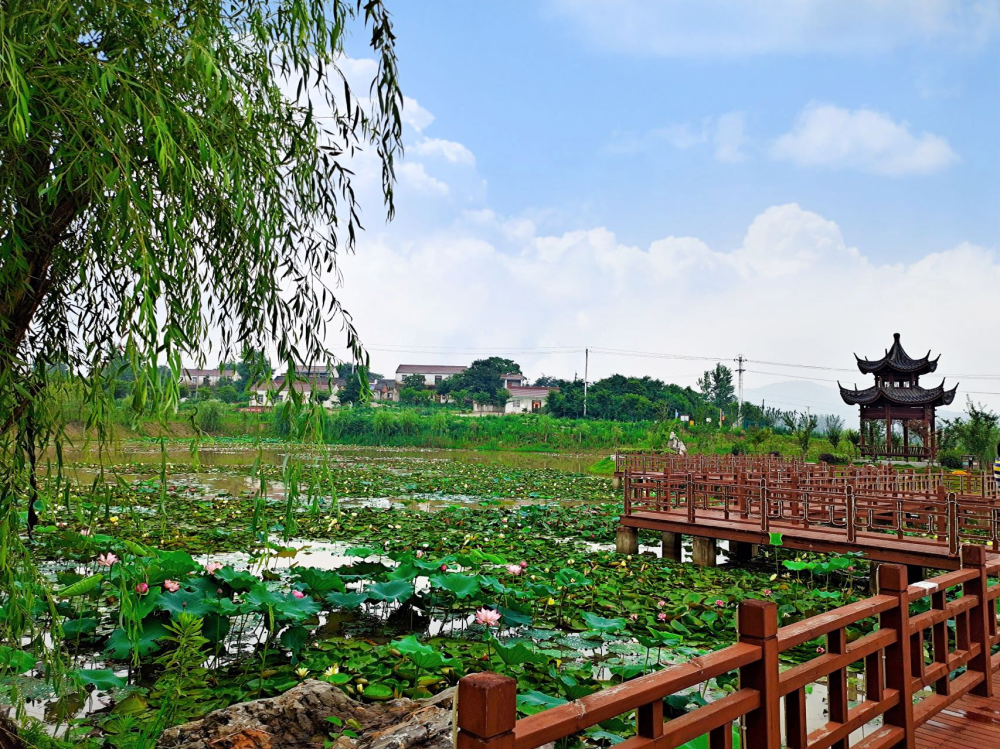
[
  {"left": 736, "top": 354, "right": 745, "bottom": 428},
  {"left": 583, "top": 348, "right": 589, "bottom": 417}
]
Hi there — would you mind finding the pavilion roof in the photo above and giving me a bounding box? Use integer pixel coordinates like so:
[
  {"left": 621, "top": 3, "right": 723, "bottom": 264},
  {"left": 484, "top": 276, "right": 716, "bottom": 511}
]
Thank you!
[
  {"left": 838, "top": 380, "right": 958, "bottom": 407},
  {"left": 855, "top": 333, "right": 939, "bottom": 376}
]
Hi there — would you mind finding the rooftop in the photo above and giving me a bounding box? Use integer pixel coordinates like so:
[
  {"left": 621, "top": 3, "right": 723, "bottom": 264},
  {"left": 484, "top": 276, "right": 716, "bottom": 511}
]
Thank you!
[
  {"left": 855, "top": 333, "right": 940, "bottom": 376},
  {"left": 839, "top": 380, "right": 958, "bottom": 407},
  {"left": 396, "top": 364, "right": 468, "bottom": 375}
]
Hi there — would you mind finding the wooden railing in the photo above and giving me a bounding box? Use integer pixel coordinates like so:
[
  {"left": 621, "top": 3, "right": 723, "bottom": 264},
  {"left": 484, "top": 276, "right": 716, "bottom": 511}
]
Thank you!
[
  {"left": 859, "top": 444, "right": 930, "bottom": 460},
  {"left": 457, "top": 547, "right": 998, "bottom": 749},
  {"left": 614, "top": 453, "right": 998, "bottom": 499},
  {"left": 622, "top": 472, "right": 1000, "bottom": 555}
]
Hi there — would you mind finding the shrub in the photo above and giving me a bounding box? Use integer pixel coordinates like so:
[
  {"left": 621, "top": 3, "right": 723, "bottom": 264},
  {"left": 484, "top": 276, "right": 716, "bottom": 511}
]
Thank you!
[
  {"left": 817, "top": 453, "right": 847, "bottom": 465},
  {"left": 730, "top": 442, "right": 748, "bottom": 456},
  {"left": 939, "top": 450, "right": 964, "bottom": 470},
  {"left": 195, "top": 399, "right": 225, "bottom": 432}
]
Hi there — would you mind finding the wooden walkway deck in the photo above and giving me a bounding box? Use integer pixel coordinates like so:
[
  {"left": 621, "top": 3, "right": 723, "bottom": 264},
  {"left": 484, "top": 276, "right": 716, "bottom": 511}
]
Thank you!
[
  {"left": 916, "top": 670, "right": 1000, "bottom": 747},
  {"left": 621, "top": 508, "right": 995, "bottom": 569}
]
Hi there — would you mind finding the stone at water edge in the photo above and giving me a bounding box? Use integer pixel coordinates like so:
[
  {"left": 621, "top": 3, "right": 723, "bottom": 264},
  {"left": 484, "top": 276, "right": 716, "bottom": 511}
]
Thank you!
[{"left": 156, "top": 680, "right": 455, "bottom": 749}]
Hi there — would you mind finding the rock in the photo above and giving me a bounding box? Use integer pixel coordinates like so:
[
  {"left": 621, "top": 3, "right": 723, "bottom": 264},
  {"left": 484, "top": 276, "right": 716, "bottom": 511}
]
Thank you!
[{"left": 157, "top": 681, "right": 455, "bottom": 749}]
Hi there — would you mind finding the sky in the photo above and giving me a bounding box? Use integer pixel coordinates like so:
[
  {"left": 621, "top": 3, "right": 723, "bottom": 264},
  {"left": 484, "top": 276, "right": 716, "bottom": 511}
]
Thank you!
[{"left": 313, "top": 1, "right": 1000, "bottom": 415}]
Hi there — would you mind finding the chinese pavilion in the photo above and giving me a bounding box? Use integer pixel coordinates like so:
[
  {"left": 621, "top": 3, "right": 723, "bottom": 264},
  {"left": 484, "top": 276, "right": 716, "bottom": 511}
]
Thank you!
[{"left": 839, "top": 333, "right": 957, "bottom": 461}]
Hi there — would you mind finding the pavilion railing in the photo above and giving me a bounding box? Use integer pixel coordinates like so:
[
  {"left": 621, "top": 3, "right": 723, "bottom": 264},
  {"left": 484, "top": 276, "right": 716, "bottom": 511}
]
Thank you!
[{"left": 457, "top": 547, "right": 997, "bottom": 749}]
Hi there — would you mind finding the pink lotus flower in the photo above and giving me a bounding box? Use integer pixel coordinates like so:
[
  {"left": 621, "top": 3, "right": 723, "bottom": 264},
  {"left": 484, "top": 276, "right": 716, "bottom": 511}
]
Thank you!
[
  {"left": 657, "top": 612, "right": 667, "bottom": 621},
  {"left": 475, "top": 608, "right": 502, "bottom": 627},
  {"left": 816, "top": 646, "right": 825, "bottom": 654},
  {"left": 519, "top": 560, "right": 528, "bottom": 569},
  {"left": 292, "top": 590, "right": 306, "bottom": 599},
  {"left": 204, "top": 561, "right": 223, "bottom": 575},
  {"left": 416, "top": 550, "right": 424, "bottom": 558},
  {"left": 715, "top": 600, "right": 725, "bottom": 607},
  {"left": 163, "top": 580, "right": 180, "bottom": 593},
  {"left": 656, "top": 600, "right": 665, "bottom": 608},
  {"left": 505, "top": 564, "right": 522, "bottom": 576},
  {"left": 80, "top": 529, "right": 90, "bottom": 537},
  {"left": 440, "top": 564, "right": 448, "bottom": 572},
  {"left": 135, "top": 582, "right": 149, "bottom": 595},
  {"left": 762, "top": 589, "right": 772, "bottom": 597},
  {"left": 96, "top": 552, "right": 118, "bottom": 567},
  {"left": 629, "top": 613, "right": 639, "bottom": 621},
  {"left": 847, "top": 566, "right": 855, "bottom": 572}
]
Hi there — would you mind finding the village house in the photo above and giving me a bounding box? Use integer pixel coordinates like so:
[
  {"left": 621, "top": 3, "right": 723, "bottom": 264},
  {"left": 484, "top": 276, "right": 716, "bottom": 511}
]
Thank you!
[
  {"left": 249, "top": 376, "right": 346, "bottom": 407},
  {"left": 500, "top": 373, "right": 527, "bottom": 388},
  {"left": 371, "top": 378, "right": 397, "bottom": 401},
  {"left": 180, "top": 367, "right": 238, "bottom": 387},
  {"left": 473, "top": 386, "right": 558, "bottom": 415},
  {"left": 394, "top": 364, "right": 467, "bottom": 388}
]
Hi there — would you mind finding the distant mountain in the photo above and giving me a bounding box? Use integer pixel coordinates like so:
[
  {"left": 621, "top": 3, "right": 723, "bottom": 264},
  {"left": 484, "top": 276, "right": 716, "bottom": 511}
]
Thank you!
[{"left": 741, "top": 380, "right": 966, "bottom": 425}]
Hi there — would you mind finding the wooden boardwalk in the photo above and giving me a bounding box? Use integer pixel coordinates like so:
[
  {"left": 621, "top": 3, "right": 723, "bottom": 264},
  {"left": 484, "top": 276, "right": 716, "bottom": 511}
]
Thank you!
[
  {"left": 621, "top": 508, "right": 995, "bottom": 569},
  {"left": 916, "top": 670, "right": 1000, "bottom": 747}
]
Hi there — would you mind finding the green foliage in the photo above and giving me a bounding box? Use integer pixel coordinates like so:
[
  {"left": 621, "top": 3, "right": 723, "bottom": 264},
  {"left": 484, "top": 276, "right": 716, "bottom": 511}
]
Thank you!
[
  {"left": 547, "top": 375, "right": 707, "bottom": 422},
  {"left": 216, "top": 385, "right": 241, "bottom": 404},
  {"left": 947, "top": 399, "right": 1000, "bottom": 467},
  {"left": 438, "top": 359, "right": 519, "bottom": 407},
  {"left": 195, "top": 400, "right": 225, "bottom": 433},
  {"left": 697, "top": 364, "right": 736, "bottom": 410},
  {"left": 823, "top": 415, "right": 844, "bottom": 449}
]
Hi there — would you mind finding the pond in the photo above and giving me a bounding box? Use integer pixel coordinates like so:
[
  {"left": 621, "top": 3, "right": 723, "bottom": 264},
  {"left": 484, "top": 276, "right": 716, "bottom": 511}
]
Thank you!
[{"left": 10, "top": 442, "right": 875, "bottom": 747}]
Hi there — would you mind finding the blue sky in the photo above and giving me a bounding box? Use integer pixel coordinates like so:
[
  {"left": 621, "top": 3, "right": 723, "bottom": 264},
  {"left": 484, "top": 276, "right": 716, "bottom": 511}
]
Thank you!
[
  {"left": 362, "top": 1, "right": 999, "bottom": 258},
  {"left": 325, "top": 2, "right": 1000, "bottom": 412}
]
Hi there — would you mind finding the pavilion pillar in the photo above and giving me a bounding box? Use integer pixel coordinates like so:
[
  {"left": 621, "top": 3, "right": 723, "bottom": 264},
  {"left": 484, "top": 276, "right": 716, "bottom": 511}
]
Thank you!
[
  {"left": 930, "top": 413, "right": 937, "bottom": 461},
  {"left": 902, "top": 422, "right": 909, "bottom": 457},
  {"left": 885, "top": 409, "right": 892, "bottom": 459}
]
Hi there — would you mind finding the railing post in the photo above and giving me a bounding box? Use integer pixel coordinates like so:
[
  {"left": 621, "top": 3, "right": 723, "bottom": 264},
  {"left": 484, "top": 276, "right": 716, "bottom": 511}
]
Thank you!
[
  {"left": 738, "top": 600, "right": 780, "bottom": 749},
  {"left": 878, "top": 564, "right": 915, "bottom": 749},
  {"left": 962, "top": 544, "right": 993, "bottom": 697},
  {"left": 457, "top": 672, "right": 517, "bottom": 749},
  {"left": 948, "top": 493, "right": 959, "bottom": 556},
  {"left": 846, "top": 490, "right": 857, "bottom": 543}
]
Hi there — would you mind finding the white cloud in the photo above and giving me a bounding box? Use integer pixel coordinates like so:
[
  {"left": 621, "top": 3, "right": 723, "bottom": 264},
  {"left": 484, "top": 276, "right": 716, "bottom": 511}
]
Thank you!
[
  {"left": 713, "top": 112, "right": 747, "bottom": 163},
  {"left": 608, "top": 112, "right": 747, "bottom": 163},
  {"left": 771, "top": 103, "right": 959, "bottom": 175},
  {"left": 548, "top": 0, "right": 999, "bottom": 58},
  {"left": 402, "top": 97, "right": 435, "bottom": 132},
  {"left": 411, "top": 138, "right": 476, "bottom": 165},
  {"left": 335, "top": 198, "right": 1000, "bottom": 411},
  {"left": 397, "top": 162, "right": 449, "bottom": 196}
]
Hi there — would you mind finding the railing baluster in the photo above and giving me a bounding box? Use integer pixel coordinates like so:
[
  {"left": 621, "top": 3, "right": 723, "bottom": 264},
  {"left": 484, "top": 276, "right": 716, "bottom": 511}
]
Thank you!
[
  {"left": 709, "top": 723, "right": 733, "bottom": 749},
  {"left": 828, "top": 627, "right": 849, "bottom": 749},
  {"left": 784, "top": 687, "right": 808, "bottom": 749}
]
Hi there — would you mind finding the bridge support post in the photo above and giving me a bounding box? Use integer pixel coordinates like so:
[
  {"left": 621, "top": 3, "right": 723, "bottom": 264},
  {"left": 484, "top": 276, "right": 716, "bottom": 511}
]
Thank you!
[
  {"left": 616, "top": 526, "right": 639, "bottom": 555},
  {"left": 869, "top": 562, "right": 880, "bottom": 594},
  {"left": 661, "top": 532, "right": 682, "bottom": 562},
  {"left": 692, "top": 536, "right": 717, "bottom": 567},
  {"left": 612, "top": 476, "right": 622, "bottom": 490},
  {"left": 456, "top": 672, "right": 517, "bottom": 749},
  {"left": 734, "top": 541, "right": 757, "bottom": 562}
]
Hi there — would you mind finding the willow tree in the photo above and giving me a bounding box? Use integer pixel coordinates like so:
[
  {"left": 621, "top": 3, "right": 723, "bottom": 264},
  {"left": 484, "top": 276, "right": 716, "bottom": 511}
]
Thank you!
[{"left": 0, "top": 0, "right": 402, "bottom": 660}]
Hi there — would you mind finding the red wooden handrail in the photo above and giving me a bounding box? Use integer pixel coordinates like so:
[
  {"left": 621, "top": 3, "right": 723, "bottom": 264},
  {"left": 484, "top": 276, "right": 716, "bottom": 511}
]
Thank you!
[{"left": 458, "top": 545, "right": 997, "bottom": 749}]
